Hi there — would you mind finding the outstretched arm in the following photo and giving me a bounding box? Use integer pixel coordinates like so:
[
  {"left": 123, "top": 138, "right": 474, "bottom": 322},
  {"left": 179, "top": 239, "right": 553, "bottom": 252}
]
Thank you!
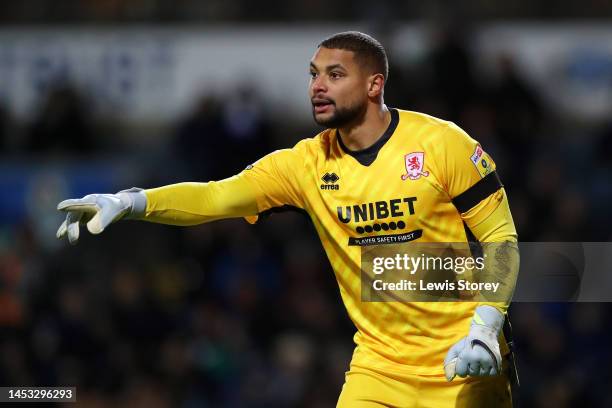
[
  {"left": 57, "top": 146, "right": 306, "bottom": 244},
  {"left": 142, "top": 176, "right": 260, "bottom": 226}
]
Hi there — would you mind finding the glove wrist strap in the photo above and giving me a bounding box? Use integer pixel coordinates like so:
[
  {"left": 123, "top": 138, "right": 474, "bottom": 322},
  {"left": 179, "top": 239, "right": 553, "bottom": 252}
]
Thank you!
[
  {"left": 117, "top": 187, "right": 147, "bottom": 220},
  {"left": 472, "top": 305, "right": 504, "bottom": 334}
]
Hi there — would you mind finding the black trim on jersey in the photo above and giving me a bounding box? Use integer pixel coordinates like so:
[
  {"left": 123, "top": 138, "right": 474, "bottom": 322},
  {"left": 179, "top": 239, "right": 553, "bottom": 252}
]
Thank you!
[
  {"left": 336, "top": 108, "right": 399, "bottom": 166},
  {"left": 504, "top": 310, "right": 521, "bottom": 406},
  {"left": 462, "top": 222, "right": 484, "bottom": 259},
  {"left": 452, "top": 171, "right": 503, "bottom": 214},
  {"left": 254, "top": 205, "right": 308, "bottom": 223}
]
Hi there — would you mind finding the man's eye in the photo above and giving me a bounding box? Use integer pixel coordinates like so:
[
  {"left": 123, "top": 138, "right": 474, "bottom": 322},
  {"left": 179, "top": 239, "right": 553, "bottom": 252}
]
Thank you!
[
  {"left": 309, "top": 72, "right": 318, "bottom": 79},
  {"left": 330, "top": 72, "right": 342, "bottom": 79}
]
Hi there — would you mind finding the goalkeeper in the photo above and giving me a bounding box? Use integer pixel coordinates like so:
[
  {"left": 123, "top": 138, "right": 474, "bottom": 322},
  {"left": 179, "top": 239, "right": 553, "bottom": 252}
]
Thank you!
[{"left": 57, "top": 31, "right": 519, "bottom": 407}]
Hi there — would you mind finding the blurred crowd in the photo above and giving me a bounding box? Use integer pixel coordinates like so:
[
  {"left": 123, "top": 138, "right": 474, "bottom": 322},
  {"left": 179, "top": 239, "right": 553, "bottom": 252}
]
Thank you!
[
  {"left": 1, "top": 26, "right": 612, "bottom": 407},
  {"left": 1, "top": 0, "right": 612, "bottom": 22}
]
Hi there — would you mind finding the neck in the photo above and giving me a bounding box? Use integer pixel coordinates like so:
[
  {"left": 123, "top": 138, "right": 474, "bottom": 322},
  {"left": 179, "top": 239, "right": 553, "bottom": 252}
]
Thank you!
[{"left": 338, "top": 103, "right": 391, "bottom": 151}]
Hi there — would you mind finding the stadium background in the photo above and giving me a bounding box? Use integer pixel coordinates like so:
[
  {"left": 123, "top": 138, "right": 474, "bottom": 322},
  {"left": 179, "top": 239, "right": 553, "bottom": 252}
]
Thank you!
[{"left": 1, "top": 1, "right": 612, "bottom": 406}]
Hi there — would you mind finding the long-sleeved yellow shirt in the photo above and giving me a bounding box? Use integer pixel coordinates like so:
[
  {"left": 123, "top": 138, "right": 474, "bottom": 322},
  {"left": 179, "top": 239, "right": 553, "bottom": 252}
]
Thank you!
[{"left": 143, "top": 108, "right": 518, "bottom": 375}]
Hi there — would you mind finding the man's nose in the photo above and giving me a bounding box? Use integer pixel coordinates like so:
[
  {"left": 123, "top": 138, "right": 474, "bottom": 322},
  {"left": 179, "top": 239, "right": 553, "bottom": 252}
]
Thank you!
[{"left": 311, "top": 76, "right": 327, "bottom": 93}]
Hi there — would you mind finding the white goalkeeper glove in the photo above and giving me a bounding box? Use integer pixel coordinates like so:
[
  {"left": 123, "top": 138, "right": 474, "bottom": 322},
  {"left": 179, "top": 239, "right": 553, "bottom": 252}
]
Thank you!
[
  {"left": 56, "top": 188, "right": 147, "bottom": 244},
  {"left": 444, "top": 305, "right": 504, "bottom": 381}
]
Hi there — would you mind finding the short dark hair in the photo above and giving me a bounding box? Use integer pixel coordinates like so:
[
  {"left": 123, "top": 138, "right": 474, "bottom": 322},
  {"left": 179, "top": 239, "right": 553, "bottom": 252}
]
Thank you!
[{"left": 318, "top": 31, "right": 389, "bottom": 81}]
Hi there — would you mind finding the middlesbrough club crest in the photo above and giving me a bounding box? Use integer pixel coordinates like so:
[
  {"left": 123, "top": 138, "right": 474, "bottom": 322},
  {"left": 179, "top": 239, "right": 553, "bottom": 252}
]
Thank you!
[{"left": 401, "top": 152, "right": 429, "bottom": 180}]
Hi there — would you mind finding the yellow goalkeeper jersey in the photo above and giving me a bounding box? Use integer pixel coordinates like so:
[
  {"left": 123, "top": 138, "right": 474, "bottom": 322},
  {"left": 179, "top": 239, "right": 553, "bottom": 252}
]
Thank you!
[{"left": 144, "top": 108, "right": 516, "bottom": 375}]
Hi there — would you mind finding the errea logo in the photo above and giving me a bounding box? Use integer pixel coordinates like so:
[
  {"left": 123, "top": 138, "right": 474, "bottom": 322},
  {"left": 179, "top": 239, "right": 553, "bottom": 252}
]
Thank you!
[{"left": 321, "top": 172, "right": 340, "bottom": 190}]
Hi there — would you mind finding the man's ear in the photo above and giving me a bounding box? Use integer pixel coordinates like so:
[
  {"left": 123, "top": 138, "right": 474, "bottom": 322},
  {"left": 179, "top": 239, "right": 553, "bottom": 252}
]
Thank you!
[{"left": 367, "top": 73, "right": 385, "bottom": 98}]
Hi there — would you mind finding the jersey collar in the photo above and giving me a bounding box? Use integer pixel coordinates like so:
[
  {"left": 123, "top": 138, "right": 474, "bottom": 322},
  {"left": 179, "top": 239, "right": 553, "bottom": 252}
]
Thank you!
[{"left": 336, "top": 108, "right": 399, "bottom": 166}]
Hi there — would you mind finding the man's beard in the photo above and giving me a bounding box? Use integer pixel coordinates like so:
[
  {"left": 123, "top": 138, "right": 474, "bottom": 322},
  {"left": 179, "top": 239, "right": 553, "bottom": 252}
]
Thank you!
[{"left": 312, "top": 99, "right": 367, "bottom": 128}]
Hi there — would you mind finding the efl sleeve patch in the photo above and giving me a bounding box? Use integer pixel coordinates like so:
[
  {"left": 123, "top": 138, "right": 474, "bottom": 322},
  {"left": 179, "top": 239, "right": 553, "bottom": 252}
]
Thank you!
[{"left": 470, "top": 145, "right": 494, "bottom": 178}]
